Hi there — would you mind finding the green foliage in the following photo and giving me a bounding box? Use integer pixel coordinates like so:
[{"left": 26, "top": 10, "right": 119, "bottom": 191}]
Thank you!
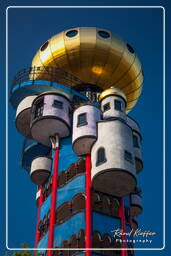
[
  {"left": 4, "top": 243, "right": 46, "bottom": 256},
  {"left": 13, "top": 253, "right": 32, "bottom": 256},
  {"left": 4, "top": 244, "right": 33, "bottom": 256}
]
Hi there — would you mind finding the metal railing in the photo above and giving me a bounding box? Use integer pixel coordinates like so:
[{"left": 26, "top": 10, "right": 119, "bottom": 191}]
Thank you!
[{"left": 11, "top": 66, "right": 83, "bottom": 94}]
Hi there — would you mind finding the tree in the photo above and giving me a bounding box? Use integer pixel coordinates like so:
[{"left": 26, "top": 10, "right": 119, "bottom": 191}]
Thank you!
[{"left": 4, "top": 244, "right": 33, "bottom": 256}]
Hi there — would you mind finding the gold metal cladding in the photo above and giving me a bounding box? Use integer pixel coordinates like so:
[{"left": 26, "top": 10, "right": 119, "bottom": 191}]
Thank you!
[
  {"left": 99, "top": 87, "right": 127, "bottom": 103},
  {"left": 31, "top": 27, "right": 144, "bottom": 112}
]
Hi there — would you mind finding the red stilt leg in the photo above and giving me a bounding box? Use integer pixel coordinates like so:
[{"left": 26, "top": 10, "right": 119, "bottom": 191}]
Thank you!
[
  {"left": 85, "top": 154, "right": 92, "bottom": 256},
  {"left": 119, "top": 198, "right": 127, "bottom": 256},
  {"left": 48, "top": 148, "right": 59, "bottom": 256},
  {"left": 129, "top": 195, "right": 133, "bottom": 226},
  {"left": 34, "top": 185, "right": 44, "bottom": 256}
]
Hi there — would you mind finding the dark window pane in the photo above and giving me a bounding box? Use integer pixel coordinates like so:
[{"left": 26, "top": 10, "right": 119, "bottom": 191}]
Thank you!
[
  {"left": 103, "top": 102, "right": 110, "bottom": 112},
  {"left": 126, "top": 43, "right": 135, "bottom": 54},
  {"left": 34, "top": 99, "right": 44, "bottom": 119},
  {"left": 98, "top": 30, "right": 110, "bottom": 39},
  {"left": 40, "top": 41, "right": 49, "bottom": 51},
  {"left": 124, "top": 151, "right": 133, "bottom": 162},
  {"left": 114, "top": 100, "right": 122, "bottom": 111},
  {"left": 66, "top": 30, "right": 78, "bottom": 38},
  {"left": 96, "top": 148, "right": 106, "bottom": 166},
  {"left": 133, "top": 135, "right": 139, "bottom": 148},
  {"left": 53, "top": 100, "right": 63, "bottom": 109},
  {"left": 77, "top": 113, "right": 87, "bottom": 126}
]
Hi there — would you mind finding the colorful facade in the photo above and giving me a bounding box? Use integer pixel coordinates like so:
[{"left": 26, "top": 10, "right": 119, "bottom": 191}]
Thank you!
[{"left": 10, "top": 27, "right": 144, "bottom": 256}]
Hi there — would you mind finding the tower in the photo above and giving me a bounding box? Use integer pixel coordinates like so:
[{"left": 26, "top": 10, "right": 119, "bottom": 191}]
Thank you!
[{"left": 10, "top": 27, "right": 144, "bottom": 256}]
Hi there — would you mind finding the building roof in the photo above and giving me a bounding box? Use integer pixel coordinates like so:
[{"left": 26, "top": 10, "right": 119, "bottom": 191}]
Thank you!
[{"left": 31, "top": 27, "right": 144, "bottom": 112}]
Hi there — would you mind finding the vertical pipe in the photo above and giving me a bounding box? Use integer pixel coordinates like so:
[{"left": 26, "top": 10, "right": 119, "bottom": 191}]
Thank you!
[
  {"left": 85, "top": 154, "right": 92, "bottom": 256},
  {"left": 34, "top": 185, "right": 44, "bottom": 256},
  {"left": 48, "top": 148, "right": 59, "bottom": 256},
  {"left": 119, "top": 198, "right": 127, "bottom": 256}
]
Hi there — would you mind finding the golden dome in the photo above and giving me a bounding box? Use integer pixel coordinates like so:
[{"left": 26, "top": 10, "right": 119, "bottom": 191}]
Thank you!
[
  {"left": 31, "top": 27, "right": 143, "bottom": 112},
  {"left": 99, "top": 87, "right": 127, "bottom": 103}
]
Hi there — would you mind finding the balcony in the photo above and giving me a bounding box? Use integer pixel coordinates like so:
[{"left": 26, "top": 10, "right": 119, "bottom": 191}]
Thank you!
[{"left": 10, "top": 66, "right": 87, "bottom": 108}]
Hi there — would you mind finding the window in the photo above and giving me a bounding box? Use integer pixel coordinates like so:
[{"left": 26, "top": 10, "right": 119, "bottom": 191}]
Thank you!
[
  {"left": 34, "top": 99, "right": 44, "bottom": 119},
  {"left": 103, "top": 102, "right": 110, "bottom": 112},
  {"left": 66, "top": 29, "right": 78, "bottom": 38},
  {"left": 98, "top": 30, "right": 110, "bottom": 39},
  {"left": 53, "top": 100, "right": 63, "bottom": 109},
  {"left": 126, "top": 43, "right": 134, "bottom": 54},
  {"left": 96, "top": 148, "right": 107, "bottom": 166},
  {"left": 124, "top": 150, "right": 133, "bottom": 163},
  {"left": 114, "top": 100, "right": 122, "bottom": 111},
  {"left": 77, "top": 113, "right": 87, "bottom": 127},
  {"left": 133, "top": 135, "right": 139, "bottom": 148},
  {"left": 40, "top": 41, "right": 49, "bottom": 51}
]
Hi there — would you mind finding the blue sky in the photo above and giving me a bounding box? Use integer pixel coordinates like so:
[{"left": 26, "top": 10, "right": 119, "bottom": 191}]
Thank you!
[{"left": 0, "top": 0, "right": 170, "bottom": 256}]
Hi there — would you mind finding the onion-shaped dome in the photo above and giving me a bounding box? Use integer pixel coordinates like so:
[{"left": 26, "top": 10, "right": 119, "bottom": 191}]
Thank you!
[{"left": 31, "top": 27, "right": 143, "bottom": 112}]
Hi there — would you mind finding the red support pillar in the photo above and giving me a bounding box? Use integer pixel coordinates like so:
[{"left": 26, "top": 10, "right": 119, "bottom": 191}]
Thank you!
[
  {"left": 129, "top": 195, "right": 133, "bottom": 226},
  {"left": 119, "top": 198, "right": 127, "bottom": 256},
  {"left": 85, "top": 154, "right": 92, "bottom": 256},
  {"left": 48, "top": 148, "right": 59, "bottom": 256},
  {"left": 34, "top": 185, "right": 44, "bottom": 256}
]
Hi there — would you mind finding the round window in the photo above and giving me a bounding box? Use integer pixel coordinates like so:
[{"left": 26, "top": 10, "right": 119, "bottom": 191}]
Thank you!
[
  {"left": 126, "top": 43, "right": 135, "bottom": 54},
  {"left": 40, "top": 41, "right": 49, "bottom": 51},
  {"left": 66, "top": 30, "right": 78, "bottom": 38},
  {"left": 98, "top": 30, "right": 110, "bottom": 39}
]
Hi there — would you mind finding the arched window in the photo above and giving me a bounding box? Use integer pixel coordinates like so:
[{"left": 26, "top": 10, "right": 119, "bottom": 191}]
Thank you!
[{"left": 96, "top": 147, "right": 107, "bottom": 166}]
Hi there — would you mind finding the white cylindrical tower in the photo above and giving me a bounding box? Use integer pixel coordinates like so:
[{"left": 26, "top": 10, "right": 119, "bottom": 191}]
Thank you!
[
  {"left": 91, "top": 119, "right": 137, "bottom": 197},
  {"left": 31, "top": 92, "right": 71, "bottom": 146},
  {"left": 15, "top": 95, "right": 37, "bottom": 138},
  {"left": 72, "top": 104, "right": 101, "bottom": 155},
  {"left": 30, "top": 156, "right": 52, "bottom": 185},
  {"left": 99, "top": 87, "right": 127, "bottom": 121},
  {"left": 127, "top": 116, "right": 143, "bottom": 173}
]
